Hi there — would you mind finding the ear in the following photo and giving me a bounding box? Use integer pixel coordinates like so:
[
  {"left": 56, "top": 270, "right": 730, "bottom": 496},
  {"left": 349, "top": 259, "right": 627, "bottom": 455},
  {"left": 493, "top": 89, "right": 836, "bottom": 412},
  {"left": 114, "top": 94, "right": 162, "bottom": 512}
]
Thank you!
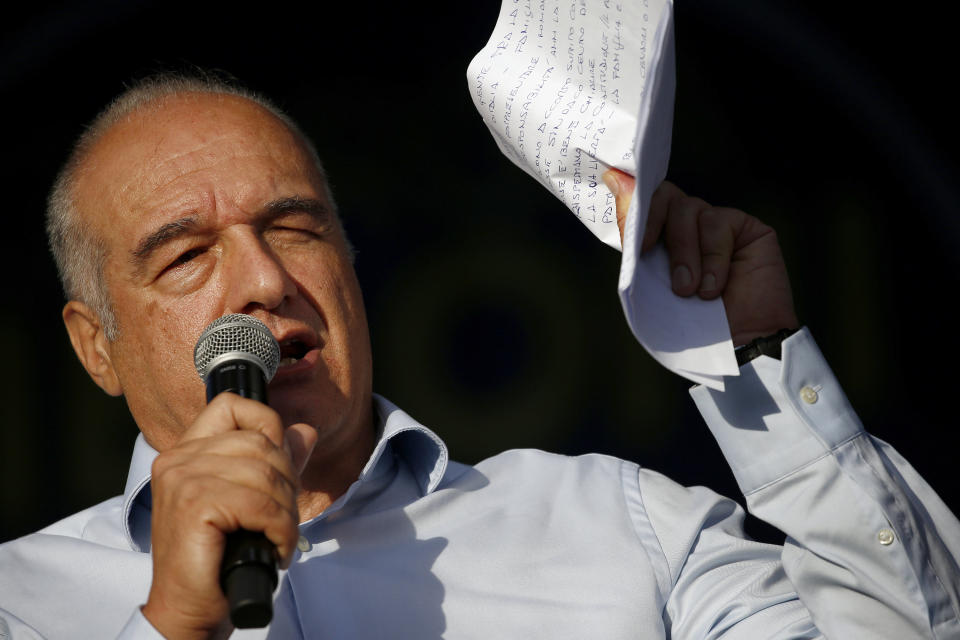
[{"left": 62, "top": 300, "right": 123, "bottom": 397}]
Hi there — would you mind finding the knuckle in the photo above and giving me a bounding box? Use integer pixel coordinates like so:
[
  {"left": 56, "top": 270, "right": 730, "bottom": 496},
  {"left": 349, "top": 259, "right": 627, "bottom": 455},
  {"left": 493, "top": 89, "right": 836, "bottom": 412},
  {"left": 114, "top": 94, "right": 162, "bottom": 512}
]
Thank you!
[
  {"left": 246, "top": 430, "right": 276, "bottom": 455},
  {"left": 675, "top": 197, "right": 709, "bottom": 217},
  {"left": 150, "top": 454, "right": 171, "bottom": 478},
  {"left": 701, "top": 249, "right": 728, "bottom": 260},
  {"left": 166, "top": 475, "right": 209, "bottom": 513},
  {"left": 746, "top": 217, "right": 777, "bottom": 245},
  {"left": 259, "top": 460, "right": 284, "bottom": 489},
  {"left": 162, "top": 463, "right": 189, "bottom": 487},
  {"left": 657, "top": 180, "right": 684, "bottom": 199},
  {"left": 254, "top": 491, "right": 284, "bottom": 518},
  {"left": 698, "top": 207, "right": 723, "bottom": 227},
  {"left": 150, "top": 452, "right": 185, "bottom": 485}
]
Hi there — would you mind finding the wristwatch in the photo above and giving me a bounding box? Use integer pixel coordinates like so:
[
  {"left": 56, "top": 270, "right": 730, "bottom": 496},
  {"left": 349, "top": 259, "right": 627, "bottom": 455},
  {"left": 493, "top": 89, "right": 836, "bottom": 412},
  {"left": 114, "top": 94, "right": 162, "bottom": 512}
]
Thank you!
[{"left": 734, "top": 328, "right": 798, "bottom": 366}]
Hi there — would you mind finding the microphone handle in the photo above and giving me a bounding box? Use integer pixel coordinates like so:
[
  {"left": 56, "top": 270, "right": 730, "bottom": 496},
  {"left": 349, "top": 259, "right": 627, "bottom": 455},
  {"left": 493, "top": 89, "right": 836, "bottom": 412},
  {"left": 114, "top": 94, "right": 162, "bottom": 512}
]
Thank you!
[{"left": 206, "top": 361, "right": 277, "bottom": 628}]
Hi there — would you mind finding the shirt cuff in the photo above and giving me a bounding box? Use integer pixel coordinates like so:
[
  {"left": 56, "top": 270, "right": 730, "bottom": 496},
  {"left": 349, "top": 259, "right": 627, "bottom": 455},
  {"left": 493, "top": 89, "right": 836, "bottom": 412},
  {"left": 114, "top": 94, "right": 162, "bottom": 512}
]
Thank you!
[
  {"left": 690, "top": 327, "right": 865, "bottom": 495},
  {"left": 117, "top": 607, "right": 167, "bottom": 639}
]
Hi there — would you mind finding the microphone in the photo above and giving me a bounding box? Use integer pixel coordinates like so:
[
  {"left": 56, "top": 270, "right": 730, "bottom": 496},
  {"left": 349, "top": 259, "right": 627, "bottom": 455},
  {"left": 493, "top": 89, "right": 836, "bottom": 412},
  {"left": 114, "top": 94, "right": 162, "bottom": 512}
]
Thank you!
[{"left": 193, "top": 313, "right": 282, "bottom": 629}]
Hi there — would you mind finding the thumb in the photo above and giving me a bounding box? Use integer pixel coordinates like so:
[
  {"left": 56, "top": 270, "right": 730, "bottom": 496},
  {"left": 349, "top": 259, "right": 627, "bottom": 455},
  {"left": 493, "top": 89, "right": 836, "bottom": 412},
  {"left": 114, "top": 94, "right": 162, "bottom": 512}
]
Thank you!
[
  {"left": 283, "top": 423, "right": 319, "bottom": 477},
  {"left": 602, "top": 168, "right": 636, "bottom": 245}
]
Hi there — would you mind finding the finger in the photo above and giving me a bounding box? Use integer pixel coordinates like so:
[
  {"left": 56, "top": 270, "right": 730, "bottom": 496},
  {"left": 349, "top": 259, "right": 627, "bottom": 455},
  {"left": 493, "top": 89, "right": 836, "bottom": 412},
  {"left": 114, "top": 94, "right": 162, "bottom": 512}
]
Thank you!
[
  {"left": 180, "top": 393, "right": 285, "bottom": 448},
  {"left": 158, "top": 450, "right": 298, "bottom": 509},
  {"left": 664, "top": 195, "right": 710, "bottom": 296},
  {"left": 169, "top": 430, "right": 299, "bottom": 487},
  {"left": 284, "top": 422, "right": 319, "bottom": 476},
  {"left": 151, "top": 459, "right": 300, "bottom": 562},
  {"left": 192, "top": 478, "right": 300, "bottom": 563},
  {"left": 212, "top": 455, "right": 298, "bottom": 516},
  {"left": 154, "top": 443, "right": 299, "bottom": 526},
  {"left": 696, "top": 207, "right": 743, "bottom": 299},
  {"left": 601, "top": 168, "right": 635, "bottom": 245},
  {"left": 643, "top": 181, "right": 685, "bottom": 254}
]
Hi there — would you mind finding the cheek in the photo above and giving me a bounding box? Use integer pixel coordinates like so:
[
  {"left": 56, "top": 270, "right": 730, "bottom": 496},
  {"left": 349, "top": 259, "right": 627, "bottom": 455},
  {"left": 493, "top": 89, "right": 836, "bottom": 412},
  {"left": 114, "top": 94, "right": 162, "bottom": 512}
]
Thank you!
[
  {"left": 328, "top": 268, "right": 372, "bottom": 376},
  {"left": 292, "top": 258, "right": 369, "bottom": 348},
  {"left": 114, "top": 298, "right": 210, "bottom": 394},
  {"left": 315, "top": 267, "right": 366, "bottom": 335}
]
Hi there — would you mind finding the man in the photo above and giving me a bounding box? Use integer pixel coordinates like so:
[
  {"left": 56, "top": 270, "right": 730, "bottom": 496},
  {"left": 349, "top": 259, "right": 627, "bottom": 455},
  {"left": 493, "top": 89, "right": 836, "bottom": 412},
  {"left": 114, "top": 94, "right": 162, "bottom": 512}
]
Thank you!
[{"left": 0, "top": 73, "right": 957, "bottom": 638}]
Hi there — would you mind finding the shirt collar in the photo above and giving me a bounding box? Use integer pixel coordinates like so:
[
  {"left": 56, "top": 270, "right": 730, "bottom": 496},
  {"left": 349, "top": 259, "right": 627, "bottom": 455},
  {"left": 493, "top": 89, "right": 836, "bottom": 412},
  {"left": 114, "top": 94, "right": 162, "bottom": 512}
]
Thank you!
[
  {"left": 120, "top": 393, "right": 449, "bottom": 552},
  {"left": 369, "top": 394, "right": 448, "bottom": 495},
  {"left": 121, "top": 433, "right": 157, "bottom": 553}
]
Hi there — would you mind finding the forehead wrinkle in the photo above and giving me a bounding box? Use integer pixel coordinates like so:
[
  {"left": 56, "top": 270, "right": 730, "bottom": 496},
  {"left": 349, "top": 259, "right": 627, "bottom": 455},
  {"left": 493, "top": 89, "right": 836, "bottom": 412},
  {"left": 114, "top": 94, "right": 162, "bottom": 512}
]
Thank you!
[
  {"left": 128, "top": 112, "right": 287, "bottom": 193},
  {"left": 144, "top": 145, "right": 266, "bottom": 200},
  {"left": 140, "top": 144, "right": 310, "bottom": 220}
]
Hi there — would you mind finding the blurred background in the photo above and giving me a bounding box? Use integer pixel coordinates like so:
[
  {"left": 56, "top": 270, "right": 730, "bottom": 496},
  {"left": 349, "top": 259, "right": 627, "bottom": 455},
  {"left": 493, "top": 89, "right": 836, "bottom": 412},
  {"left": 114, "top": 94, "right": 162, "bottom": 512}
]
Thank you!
[{"left": 1, "top": 1, "right": 957, "bottom": 543}]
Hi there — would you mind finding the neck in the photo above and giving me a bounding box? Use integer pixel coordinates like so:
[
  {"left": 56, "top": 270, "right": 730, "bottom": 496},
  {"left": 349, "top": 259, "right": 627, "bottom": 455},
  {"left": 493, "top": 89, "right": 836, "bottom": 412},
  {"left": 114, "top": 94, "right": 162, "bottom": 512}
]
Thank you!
[{"left": 295, "top": 402, "right": 376, "bottom": 522}]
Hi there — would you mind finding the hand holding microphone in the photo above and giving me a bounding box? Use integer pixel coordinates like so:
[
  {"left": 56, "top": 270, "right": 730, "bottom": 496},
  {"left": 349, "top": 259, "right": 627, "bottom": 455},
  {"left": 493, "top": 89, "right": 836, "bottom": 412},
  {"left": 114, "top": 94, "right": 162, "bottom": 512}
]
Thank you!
[
  {"left": 141, "top": 315, "right": 317, "bottom": 637},
  {"left": 193, "top": 314, "right": 282, "bottom": 628}
]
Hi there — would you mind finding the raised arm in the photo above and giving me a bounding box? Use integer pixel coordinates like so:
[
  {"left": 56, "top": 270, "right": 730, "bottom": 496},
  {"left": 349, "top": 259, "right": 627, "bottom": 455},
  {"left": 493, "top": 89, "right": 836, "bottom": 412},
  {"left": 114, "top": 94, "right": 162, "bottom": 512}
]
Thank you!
[{"left": 603, "top": 168, "right": 960, "bottom": 638}]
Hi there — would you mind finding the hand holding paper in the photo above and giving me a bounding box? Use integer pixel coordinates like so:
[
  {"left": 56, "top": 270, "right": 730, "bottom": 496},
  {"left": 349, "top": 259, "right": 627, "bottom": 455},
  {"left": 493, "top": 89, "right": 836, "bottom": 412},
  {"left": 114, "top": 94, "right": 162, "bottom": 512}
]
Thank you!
[
  {"left": 605, "top": 170, "right": 799, "bottom": 352},
  {"left": 467, "top": 0, "right": 745, "bottom": 388}
]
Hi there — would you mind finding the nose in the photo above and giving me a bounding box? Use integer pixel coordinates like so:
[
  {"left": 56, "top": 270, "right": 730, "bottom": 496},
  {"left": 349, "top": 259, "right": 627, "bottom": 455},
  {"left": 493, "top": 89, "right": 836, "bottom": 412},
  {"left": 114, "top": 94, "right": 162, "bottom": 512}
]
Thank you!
[{"left": 222, "top": 228, "right": 297, "bottom": 314}]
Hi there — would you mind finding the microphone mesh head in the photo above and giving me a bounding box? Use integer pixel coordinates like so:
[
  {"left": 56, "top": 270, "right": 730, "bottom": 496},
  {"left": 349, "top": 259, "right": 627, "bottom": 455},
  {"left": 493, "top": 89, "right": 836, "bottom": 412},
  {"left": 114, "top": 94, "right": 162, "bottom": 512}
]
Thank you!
[{"left": 193, "top": 314, "right": 281, "bottom": 382}]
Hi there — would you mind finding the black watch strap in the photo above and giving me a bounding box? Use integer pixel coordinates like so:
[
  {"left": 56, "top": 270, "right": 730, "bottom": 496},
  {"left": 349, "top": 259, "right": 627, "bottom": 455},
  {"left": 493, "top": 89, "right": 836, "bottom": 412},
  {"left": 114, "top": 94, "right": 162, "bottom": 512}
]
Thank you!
[{"left": 735, "top": 328, "right": 798, "bottom": 366}]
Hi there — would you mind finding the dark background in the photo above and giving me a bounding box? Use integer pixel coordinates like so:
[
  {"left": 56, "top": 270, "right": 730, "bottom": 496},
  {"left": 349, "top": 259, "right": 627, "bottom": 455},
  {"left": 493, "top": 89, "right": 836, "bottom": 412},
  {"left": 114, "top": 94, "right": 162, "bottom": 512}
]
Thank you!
[{"left": 1, "top": 1, "right": 957, "bottom": 543}]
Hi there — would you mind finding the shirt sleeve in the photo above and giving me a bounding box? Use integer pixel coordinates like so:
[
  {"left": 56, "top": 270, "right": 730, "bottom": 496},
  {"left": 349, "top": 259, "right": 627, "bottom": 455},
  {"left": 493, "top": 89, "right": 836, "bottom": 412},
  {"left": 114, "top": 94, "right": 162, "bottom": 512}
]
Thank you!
[
  {"left": 0, "top": 608, "right": 162, "bottom": 640},
  {"left": 633, "top": 466, "right": 821, "bottom": 639},
  {"left": 0, "top": 609, "right": 45, "bottom": 640},
  {"left": 689, "top": 327, "right": 960, "bottom": 639}
]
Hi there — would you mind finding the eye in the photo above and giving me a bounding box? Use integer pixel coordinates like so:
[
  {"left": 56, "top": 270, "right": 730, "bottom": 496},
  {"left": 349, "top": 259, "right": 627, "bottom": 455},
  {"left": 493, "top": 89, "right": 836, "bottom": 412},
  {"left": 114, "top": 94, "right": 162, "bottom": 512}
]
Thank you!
[
  {"left": 267, "top": 225, "right": 321, "bottom": 244},
  {"left": 167, "top": 247, "right": 206, "bottom": 270}
]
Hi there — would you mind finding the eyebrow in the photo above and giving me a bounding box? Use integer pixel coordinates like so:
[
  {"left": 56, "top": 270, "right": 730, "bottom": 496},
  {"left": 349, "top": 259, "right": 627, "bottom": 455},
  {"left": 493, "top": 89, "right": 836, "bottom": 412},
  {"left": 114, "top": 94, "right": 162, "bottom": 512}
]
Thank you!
[
  {"left": 129, "top": 197, "right": 333, "bottom": 273},
  {"left": 130, "top": 216, "right": 200, "bottom": 272},
  {"left": 262, "top": 196, "right": 332, "bottom": 224}
]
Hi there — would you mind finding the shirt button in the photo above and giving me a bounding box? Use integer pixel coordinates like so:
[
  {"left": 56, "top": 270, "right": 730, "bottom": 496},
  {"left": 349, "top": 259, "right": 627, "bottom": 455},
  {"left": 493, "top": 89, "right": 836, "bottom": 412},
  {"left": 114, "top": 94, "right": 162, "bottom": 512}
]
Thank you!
[
  {"left": 800, "top": 386, "right": 818, "bottom": 404},
  {"left": 877, "top": 528, "right": 896, "bottom": 546},
  {"left": 297, "top": 536, "right": 311, "bottom": 552}
]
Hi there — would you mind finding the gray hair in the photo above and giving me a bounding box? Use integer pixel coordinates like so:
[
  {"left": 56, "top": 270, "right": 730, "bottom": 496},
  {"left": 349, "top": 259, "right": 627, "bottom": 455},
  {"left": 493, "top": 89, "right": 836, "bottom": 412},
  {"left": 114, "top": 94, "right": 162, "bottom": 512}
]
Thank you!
[{"left": 46, "top": 71, "right": 337, "bottom": 341}]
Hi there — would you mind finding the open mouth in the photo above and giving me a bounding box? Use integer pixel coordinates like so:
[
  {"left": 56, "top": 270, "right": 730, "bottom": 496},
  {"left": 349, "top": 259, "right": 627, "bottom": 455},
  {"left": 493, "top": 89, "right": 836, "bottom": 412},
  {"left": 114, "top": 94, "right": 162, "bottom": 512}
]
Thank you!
[{"left": 278, "top": 338, "right": 311, "bottom": 368}]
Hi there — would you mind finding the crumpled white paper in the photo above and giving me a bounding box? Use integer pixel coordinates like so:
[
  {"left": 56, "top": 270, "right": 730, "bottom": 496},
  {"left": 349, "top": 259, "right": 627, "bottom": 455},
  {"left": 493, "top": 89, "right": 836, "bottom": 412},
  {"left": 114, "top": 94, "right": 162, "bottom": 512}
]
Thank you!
[{"left": 467, "top": 0, "right": 738, "bottom": 389}]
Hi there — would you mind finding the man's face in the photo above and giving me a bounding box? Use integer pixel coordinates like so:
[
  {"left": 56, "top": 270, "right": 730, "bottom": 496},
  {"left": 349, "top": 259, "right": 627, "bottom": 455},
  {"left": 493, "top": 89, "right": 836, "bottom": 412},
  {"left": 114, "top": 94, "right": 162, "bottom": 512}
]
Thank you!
[{"left": 74, "top": 94, "right": 373, "bottom": 454}]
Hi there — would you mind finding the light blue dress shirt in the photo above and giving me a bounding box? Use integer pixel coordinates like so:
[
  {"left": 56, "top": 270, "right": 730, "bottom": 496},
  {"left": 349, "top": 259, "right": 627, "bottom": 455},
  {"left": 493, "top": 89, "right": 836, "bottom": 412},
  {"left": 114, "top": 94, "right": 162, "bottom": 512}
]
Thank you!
[{"left": 1, "top": 329, "right": 958, "bottom": 638}]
